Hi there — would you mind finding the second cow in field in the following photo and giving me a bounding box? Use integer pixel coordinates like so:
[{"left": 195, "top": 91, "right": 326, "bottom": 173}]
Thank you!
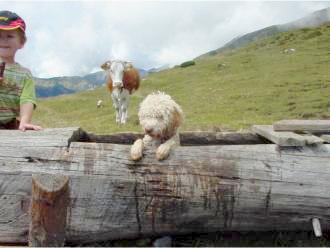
[{"left": 101, "top": 60, "right": 140, "bottom": 124}]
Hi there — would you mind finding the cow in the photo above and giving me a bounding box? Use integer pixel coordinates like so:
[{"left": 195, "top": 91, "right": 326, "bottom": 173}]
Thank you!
[
  {"left": 283, "top": 48, "right": 296, "bottom": 53},
  {"left": 101, "top": 60, "right": 140, "bottom": 124},
  {"left": 96, "top": 99, "right": 103, "bottom": 108}
]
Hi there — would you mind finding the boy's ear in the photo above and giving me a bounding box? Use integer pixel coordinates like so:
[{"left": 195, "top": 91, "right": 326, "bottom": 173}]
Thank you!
[
  {"left": 22, "top": 36, "right": 27, "bottom": 45},
  {"left": 18, "top": 33, "right": 26, "bottom": 49},
  {"left": 19, "top": 40, "right": 26, "bottom": 49}
]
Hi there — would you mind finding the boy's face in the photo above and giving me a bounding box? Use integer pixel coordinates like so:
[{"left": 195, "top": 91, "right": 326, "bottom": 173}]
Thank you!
[{"left": 0, "top": 30, "right": 25, "bottom": 59}]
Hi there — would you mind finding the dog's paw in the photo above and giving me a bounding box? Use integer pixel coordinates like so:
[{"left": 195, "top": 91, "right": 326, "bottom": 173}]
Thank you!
[
  {"left": 130, "top": 139, "right": 143, "bottom": 161},
  {"left": 156, "top": 144, "right": 171, "bottom": 161}
]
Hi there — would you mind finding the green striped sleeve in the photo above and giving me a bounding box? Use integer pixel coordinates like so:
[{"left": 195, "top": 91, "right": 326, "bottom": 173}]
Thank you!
[{"left": 20, "top": 71, "right": 37, "bottom": 107}]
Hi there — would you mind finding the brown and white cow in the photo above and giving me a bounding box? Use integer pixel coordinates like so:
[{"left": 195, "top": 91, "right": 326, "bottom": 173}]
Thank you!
[{"left": 101, "top": 60, "right": 140, "bottom": 124}]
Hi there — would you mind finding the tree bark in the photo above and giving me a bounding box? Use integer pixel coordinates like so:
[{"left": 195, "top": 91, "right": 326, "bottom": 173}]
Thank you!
[
  {"left": 0, "top": 127, "right": 329, "bottom": 244},
  {"left": 29, "top": 174, "right": 69, "bottom": 247}
]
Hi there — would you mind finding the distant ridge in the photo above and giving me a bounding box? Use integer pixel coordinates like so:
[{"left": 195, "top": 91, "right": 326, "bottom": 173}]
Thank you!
[
  {"left": 34, "top": 71, "right": 106, "bottom": 98},
  {"left": 35, "top": 68, "right": 148, "bottom": 98},
  {"left": 281, "top": 7, "right": 330, "bottom": 30},
  {"left": 197, "top": 7, "right": 330, "bottom": 59}
]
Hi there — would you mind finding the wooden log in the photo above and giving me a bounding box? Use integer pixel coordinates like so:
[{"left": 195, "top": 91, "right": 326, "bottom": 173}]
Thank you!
[
  {"left": 320, "top": 134, "right": 330, "bottom": 143},
  {"left": 0, "top": 128, "right": 330, "bottom": 244},
  {"left": 251, "top": 125, "right": 323, "bottom": 146},
  {"left": 29, "top": 174, "right": 69, "bottom": 247},
  {"left": 0, "top": 127, "right": 80, "bottom": 148},
  {"left": 273, "top": 119, "right": 330, "bottom": 132}
]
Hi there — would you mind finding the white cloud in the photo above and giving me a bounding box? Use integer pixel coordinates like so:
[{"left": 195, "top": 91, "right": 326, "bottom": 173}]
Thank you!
[{"left": 1, "top": 1, "right": 330, "bottom": 77}]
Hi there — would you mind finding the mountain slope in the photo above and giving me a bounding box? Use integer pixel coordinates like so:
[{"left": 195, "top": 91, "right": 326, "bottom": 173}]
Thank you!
[
  {"left": 34, "top": 22, "right": 330, "bottom": 134},
  {"left": 198, "top": 7, "right": 330, "bottom": 59},
  {"left": 34, "top": 71, "right": 106, "bottom": 98}
]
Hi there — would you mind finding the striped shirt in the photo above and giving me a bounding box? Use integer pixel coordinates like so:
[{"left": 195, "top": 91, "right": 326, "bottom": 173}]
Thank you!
[{"left": 0, "top": 61, "right": 37, "bottom": 124}]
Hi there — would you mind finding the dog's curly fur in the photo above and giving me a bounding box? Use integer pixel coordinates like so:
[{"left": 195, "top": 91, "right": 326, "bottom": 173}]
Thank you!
[{"left": 131, "top": 92, "right": 183, "bottom": 161}]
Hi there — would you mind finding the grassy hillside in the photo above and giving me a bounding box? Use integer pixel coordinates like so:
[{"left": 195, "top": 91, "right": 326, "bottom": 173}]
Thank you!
[{"left": 34, "top": 22, "right": 330, "bottom": 134}]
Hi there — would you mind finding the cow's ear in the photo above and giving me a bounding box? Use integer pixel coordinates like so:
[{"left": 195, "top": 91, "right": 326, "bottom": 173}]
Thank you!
[
  {"left": 101, "top": 61, "right": 111, "bottom": 70},
  {"left": 124, "top": 61, "right": 133, "bottom": 70}
]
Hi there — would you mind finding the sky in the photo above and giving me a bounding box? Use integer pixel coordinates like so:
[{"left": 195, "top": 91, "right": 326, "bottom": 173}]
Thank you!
[{"left": 1, "top": 1, "right": 330, "bottom": 78}]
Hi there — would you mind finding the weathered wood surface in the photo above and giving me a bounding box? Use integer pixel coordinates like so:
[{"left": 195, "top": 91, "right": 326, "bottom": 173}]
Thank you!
[
  {"left": 0, "top": 128, "right": 330, "bottom": 244},
  {"left": 321, "top": 134, "right": 330, "bottom": 143},
  {"left": 0, "top": 127, "right": 79, "bottom": 148},
  {"left": 273, "top": 119, "right": 330, "bottom": 132},
  {"left": 80, "top": 131, "right": 267, "bottom": 145},
  {"left": 252, "top": 125, "right": 324, "bottom": 146},
  {"left": 29, "top": 174, "right": 69, "bottom": 246}
]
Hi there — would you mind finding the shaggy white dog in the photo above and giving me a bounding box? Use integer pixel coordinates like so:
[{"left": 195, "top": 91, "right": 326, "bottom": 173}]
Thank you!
[{"left": 130, "top": 92, "right": 183, "bottom": 161}]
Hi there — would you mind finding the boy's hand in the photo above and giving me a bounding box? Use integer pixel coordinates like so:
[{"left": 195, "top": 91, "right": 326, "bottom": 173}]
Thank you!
[
  {"left": 19, "top": 103, "right": 42, "bottom": 131},
  {"left": 19, "top": 122, "right": 42, "bottom": 131}
]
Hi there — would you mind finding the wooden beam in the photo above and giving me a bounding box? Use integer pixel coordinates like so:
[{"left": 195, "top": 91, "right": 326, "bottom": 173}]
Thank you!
[
  {"left": 320, "top": 135, "right": 330, "bottom": 143},
  {"left": 273, "top": 120, "right": 330, "bottom": 132},
  {"left": 0, "top": 128, "right": 330, "bottom": 244},
  {"left": 0, "top": 127, "right": 80, "bottom": 148},
  {"left": 28, "top": 174, "right": 69, "bottom": 247},
  {"left": 251, "top": 125, "right": 323, "bottom": 146},
  {"left": 0, "top": 127, "right": 265, "bottom": 147}
]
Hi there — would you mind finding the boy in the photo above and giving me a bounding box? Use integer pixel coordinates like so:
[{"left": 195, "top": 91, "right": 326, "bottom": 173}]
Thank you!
[{"left": 0, "top": 10, "right": 41, "bottom": 131}]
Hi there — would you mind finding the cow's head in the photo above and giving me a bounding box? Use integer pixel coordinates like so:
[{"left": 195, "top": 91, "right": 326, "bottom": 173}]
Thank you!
[{"left": 101, "top": 60, "right": 133, "bottom": 88}]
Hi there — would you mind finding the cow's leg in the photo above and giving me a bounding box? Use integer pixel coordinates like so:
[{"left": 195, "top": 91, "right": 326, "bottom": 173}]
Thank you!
[
  {"left": 120, "top": 90, "right": 130, "bottom": 124},
  {"left": 111, "top": 93, "right": 121, "bottom": 124}
]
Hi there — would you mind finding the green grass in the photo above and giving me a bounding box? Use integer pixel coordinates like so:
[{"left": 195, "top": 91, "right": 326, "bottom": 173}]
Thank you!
[{"left": 34, "top": 22, "right": 330, "bottom": 135}]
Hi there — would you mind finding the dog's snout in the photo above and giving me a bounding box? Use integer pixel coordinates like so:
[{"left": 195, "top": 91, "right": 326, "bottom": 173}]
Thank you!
[{"left": 145, "top": 127, "right": 153, "bottom": 134}]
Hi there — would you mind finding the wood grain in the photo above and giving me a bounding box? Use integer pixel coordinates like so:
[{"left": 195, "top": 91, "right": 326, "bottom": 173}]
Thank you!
[
  {"left": 273, "top": 120, "right": 330, "bottom": 132},
  {"left": 29, "top": 174, "right": 69, "bottom": 246},
  {"left": 0, "top": 128, "right": 329, "bottom": 244},
  {"left": 252, "top": 125, "right": 324, "bottom": 146}
]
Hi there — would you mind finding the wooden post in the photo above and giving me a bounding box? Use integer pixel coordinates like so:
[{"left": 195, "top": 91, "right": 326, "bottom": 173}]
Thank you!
[{"left": 29, "top": 174, "right": 69, "bottom": 247}]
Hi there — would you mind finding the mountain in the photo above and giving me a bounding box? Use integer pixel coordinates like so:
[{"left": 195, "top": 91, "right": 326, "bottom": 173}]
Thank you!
[
  {"left": 34, "top": 71, "right": 105, "bottom": 98},
  {"left": 36, "top": 83, "right": 76, "bottom": 98},
  {"left": 147, "top": 64, "right": 171, "bottom": 73},
  {"left": 35, "top": 69, "right": 147, "bottom": 98},
  {"left": 138, "top": 68, "right": 149, "bottom": 77},
  {"left": 197, "top": 7, "right": 330, "bottom": 59},
  {"left": 281, "top": 7, "right": 330, "bottom": 30}
]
